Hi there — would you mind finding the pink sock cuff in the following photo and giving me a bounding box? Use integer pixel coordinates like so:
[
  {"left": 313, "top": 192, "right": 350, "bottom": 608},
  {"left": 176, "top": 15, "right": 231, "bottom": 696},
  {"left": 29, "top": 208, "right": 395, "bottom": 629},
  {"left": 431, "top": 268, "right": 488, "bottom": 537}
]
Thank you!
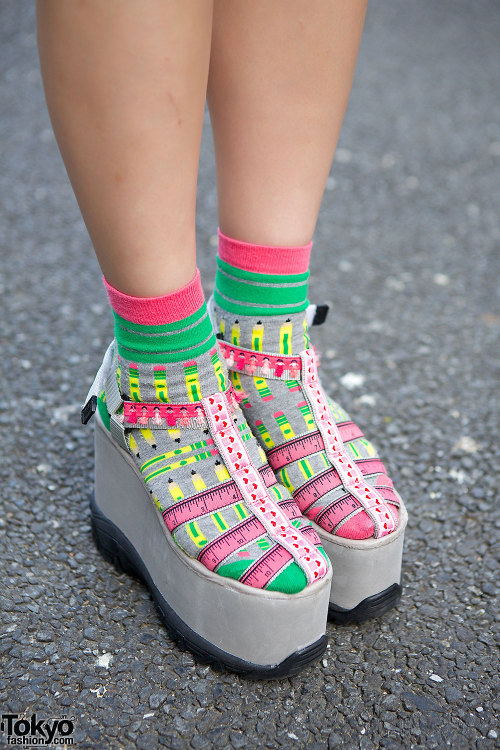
[
  {"left": 218, "top": 228, "right": 312, "bottom": 276},
  {"left": 103, "top": 269, "right": 205, "bottom": 325}
]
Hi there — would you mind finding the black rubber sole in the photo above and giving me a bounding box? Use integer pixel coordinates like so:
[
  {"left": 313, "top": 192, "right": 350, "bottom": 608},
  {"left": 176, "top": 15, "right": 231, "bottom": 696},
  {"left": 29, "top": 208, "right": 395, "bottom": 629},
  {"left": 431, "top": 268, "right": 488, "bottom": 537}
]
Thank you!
[
  {"left": 90, "top": 494, "right": 327, "bottom": 679},
  {"left": 328, "top": 583, "right": 403, "bottom": 625}
]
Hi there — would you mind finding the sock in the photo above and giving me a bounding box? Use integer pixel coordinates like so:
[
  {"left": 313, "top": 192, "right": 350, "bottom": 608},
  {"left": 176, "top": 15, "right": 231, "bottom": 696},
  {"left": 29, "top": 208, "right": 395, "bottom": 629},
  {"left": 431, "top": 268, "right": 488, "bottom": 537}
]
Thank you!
[
  {"left": 97, "top": 269, "right": 325, "bottom": 592},
  {"left": 213, "top": 232, "right": 401, "bottom": 541},
  {"left": 104, "top": 269, "right": 224, "bottom": 403},
  {"left": 213, "top": 228, "right": 312, "bottom": 319}
]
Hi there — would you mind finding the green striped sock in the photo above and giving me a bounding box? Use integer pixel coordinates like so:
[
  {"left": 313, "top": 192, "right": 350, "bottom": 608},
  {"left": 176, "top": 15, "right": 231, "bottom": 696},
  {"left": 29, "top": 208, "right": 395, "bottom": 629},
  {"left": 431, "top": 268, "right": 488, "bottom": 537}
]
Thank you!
[
  {"left": 102, "top": 270, "right": 224, "bottom": 404},
  {"left": 113, "top": 303, "right": 216, "bottom": 364},
  {"left": 214, "top": 257, "right": 309, "bottom": 317}
]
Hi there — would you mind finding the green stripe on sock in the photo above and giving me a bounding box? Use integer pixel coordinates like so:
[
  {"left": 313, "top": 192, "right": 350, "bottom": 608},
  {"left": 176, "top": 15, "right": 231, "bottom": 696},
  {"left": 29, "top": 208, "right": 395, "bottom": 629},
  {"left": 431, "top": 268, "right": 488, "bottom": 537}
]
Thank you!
[
  {"left": 266, "top": 561, "right": 307, "bottom": 594},
  {"left": 214, "top": 258, "right": 309, "bottom": 316},
  {"left": 113, "top": 303, "right": 216, "bottom": 364},
  {"left": 217, "top": 258, "right": 309, "bottom": 285},
  {"left": 114, "top": 306, "right": 207, "bottom": 334}
]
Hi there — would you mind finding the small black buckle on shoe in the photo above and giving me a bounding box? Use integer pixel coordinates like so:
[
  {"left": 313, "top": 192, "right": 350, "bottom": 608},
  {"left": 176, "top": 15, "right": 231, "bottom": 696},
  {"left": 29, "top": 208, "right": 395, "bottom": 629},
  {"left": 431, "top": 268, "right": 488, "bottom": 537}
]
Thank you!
[
  {"left": 312, "top": 305, "right": 329, "bottom": 326},
  {"left": 81, "top": 395, "right": 97, "bottom": 425}
]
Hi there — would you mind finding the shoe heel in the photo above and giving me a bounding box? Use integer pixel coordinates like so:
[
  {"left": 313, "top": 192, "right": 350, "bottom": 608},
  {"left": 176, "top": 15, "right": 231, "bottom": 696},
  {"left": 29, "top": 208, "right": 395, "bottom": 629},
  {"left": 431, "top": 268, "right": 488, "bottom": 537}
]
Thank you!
[
  {"left": 315, "top": 501, "right": 407, "bottom": 623},
  {"left": 90, "top": 498, "right": 144, "bottom": 581}
]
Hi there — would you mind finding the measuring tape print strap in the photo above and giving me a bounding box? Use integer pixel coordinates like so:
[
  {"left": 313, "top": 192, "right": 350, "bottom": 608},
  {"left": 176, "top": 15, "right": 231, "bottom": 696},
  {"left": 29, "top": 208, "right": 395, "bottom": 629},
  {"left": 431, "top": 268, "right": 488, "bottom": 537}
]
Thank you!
[
  {"left": 299, "top": 524, "right": 322, "bottom": 546},
  {"left": 293, "top": 468, "right": 343, "bottom": 514},
  {"left": 336, "top": 421, "right": 365, "bottom": 443},
  {"left": 198, "top": 516, "right": 267, "bottom": 570},
  {"left": 202, "top": 392, "right": 329, "bottom": 584},
  {"left": 259, "top": 463, "right": 277, "bottom": 488},
  {"left": 163, "top": 464, "right": 280, "bottom": 532},
  {"left": 239, "top": 545, "right": 293, "bottom": 588},
  {"left": 311, "top": 494, "right": 366, "bottom": 535},
  {"left": 267, "top": 431, "right": 324, "bottom": 471},
  {"left": 300, "top": 349, "right": 396, "bottom": 538},
  {"left": 277, "top": 499, "right": 304, "bottom": 521},
  {"left": 164, "top": 482, "right": 242, "bottom": 532}
]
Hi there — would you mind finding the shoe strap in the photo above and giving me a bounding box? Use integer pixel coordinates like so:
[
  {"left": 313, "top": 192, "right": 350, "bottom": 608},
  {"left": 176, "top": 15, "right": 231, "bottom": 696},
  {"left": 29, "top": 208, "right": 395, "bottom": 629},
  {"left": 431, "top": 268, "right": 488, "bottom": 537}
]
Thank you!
[
  {"left": 80, "top": 340, "right": 127, "bottom": 450},
  {"left": 117, "top": 386, "right": 243, "bottom": 429},
  {"left": 219, "top": 340, "right": 396, "bottom": 539},
  {"left": 218, "top": 341, "right": 303, "bottom": 380},
  {"left": 299, "top": 349, "right": 395, "bottom": 538},
  {"left": 80, "top": 342, "right": 328, "bottom": 583},
  {"left": 203, "top": 391, "right": 329, "bottom": 584},
  {"left": 305, "top": 303, "right": 329, "bottom": 327},
  {"left": 80, "top": 340, "right": 247, "bottom": 447},
  {"left": 80, "top": 340, "right": 116, "bottom": 425}
]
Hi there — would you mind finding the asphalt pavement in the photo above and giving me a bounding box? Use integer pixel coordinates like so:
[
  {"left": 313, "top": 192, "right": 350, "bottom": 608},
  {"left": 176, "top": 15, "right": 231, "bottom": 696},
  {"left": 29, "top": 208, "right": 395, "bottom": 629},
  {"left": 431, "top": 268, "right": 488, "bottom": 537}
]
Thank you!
[{"left": 1, "top": 1, "right": 499, "bottom": 748}]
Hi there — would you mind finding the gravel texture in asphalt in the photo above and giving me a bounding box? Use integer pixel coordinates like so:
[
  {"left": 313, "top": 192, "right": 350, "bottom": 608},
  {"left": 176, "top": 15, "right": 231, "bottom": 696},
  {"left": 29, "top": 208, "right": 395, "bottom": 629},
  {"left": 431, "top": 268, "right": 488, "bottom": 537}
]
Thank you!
[{"left": 1, "top": 2, "right": 499, "bottom": 749}]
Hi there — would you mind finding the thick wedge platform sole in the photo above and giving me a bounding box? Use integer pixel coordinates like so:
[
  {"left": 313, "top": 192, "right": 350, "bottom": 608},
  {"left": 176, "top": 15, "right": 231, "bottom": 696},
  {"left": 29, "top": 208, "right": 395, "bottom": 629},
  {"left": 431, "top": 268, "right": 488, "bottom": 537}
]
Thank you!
[
  {"left": 312, "top": 502, "right": 407, "bottom": 624},
  {"left": 92, "top": 419, "right": 331, "bottom": 677}
]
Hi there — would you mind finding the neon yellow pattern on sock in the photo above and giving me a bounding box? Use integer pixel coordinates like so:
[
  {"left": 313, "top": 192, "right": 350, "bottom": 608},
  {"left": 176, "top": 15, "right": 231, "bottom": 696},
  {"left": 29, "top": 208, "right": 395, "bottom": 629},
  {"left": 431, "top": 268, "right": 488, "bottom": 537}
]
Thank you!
[
  {"left": 234, "top": 503, "right": 248, "bottom": 521},
  {"left": 257, "top": 538, "right": 272, "bottom": 551},
  {"left": 215, "top": 462, "right": 230, "bottom": 482},
  {"left": 252, "top": 321, "right": 264, "bottom": 351},
  {"left": 253, "top": 377, "right": 273, "bottom": 401},
  {"left": 168, "top": 480, "right": 184, "bottom": 502},
  {"left": 360, "top": 438, "right": 376, "bottom": 456},
  {"left": 230, "top": 370, "right": 243, "bottom": 391},
  {"left": 191, "top": 470, "right": 206, "bottom": 492},
  {"left": 128, "top": 365, "right": 141, "bottom": 401},
  {"left": 184, "top": 362, "right": 202, "bottom": 402},
  {"left": 274, "top": 411, "right": 295, "bottom": 440},
  {"left": 279, "top": 467, "right": 294, "bottom": 492},
  {"left": 140, "top": 440, "right": 210, "bottom": 473},
  {"left": 128, "top": 433, "right": 140, "bottom": 456},
  {"left": 231, "top": 321, "right": 240, "bottom": 346},
  {"left": 270, "top": 485, "right": 284, "bottom": 501},
  {"left": 186, "top": 521, "right": 207, "bottom": 548},
  {"left": 349, "top": 442, "right": 360, "bottom": 458},
  {"left": 211, "top": 350, "right": 227, "bottom": 392},
  {"left": 153, "top": 367, "right": 169, "bottom": 402},
  {"left": 211, "top": 512, "right": 229, "bottom": 532},
  {"left": 139, "top": 428, "right": 156, "bottom": 448},
  {"left": 257, "top": 446, "right": 267, "bottom": 463},
  {"left": 279, "top": 320, "right": 293, "bottom": 355},
  {"left": 298, "top": 458, "right": 314, "bottom": 480},
  {"left": 152, "top": 493, "right": 163, "bottom": 511},
  {"left": 254, "top": 420, "right": 275, "bottom": 448},
  {"left": 230, "top": 371, "right": 251, "bottom": 408},
  {"left": 143, "top": 450, "right": 214, "bottom": 483},
  {"left": 298, "top": 401, "right": 315, "bottom": 431},
  {"left": 303, "top": 318, "right": 311, "bottom": 348}
]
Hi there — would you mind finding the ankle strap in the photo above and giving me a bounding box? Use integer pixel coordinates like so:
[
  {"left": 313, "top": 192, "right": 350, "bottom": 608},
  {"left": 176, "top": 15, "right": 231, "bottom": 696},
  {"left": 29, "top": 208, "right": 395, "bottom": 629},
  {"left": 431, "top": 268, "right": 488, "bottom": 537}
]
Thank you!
[{"left": 218, "top": 341, "right": 304, "bottom": 380}]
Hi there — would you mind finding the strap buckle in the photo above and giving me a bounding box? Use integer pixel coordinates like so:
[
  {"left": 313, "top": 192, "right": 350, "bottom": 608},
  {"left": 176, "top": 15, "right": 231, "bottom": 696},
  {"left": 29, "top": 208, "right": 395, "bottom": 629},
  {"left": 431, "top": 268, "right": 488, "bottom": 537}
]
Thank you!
[
  {"left": 81, "top": 395, "right": 97, "bottom": 425},
  {"left": 311, "top": 304, "right": 329, "bottom": 326}
]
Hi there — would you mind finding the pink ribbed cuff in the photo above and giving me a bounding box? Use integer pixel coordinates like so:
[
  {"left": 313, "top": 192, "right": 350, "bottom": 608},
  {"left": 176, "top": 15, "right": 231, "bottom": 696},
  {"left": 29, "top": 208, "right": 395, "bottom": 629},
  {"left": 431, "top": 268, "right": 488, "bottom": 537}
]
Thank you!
[
  {"left": 218, "top": 228, "right": 312, "bottom": 275},
  {"left": 103, "top": 269, "right": 205, "bottom": 325}
]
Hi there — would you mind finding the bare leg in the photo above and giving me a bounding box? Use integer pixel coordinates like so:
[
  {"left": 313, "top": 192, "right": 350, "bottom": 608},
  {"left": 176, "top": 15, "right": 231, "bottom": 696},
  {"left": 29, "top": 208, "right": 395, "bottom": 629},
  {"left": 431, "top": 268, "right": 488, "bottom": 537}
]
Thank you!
[
  {"left": 207, "top": 0, "right": 367, "bottom": 246},
  {"left": 37, "top": 0, "right": 213, "bottom": 296}
]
